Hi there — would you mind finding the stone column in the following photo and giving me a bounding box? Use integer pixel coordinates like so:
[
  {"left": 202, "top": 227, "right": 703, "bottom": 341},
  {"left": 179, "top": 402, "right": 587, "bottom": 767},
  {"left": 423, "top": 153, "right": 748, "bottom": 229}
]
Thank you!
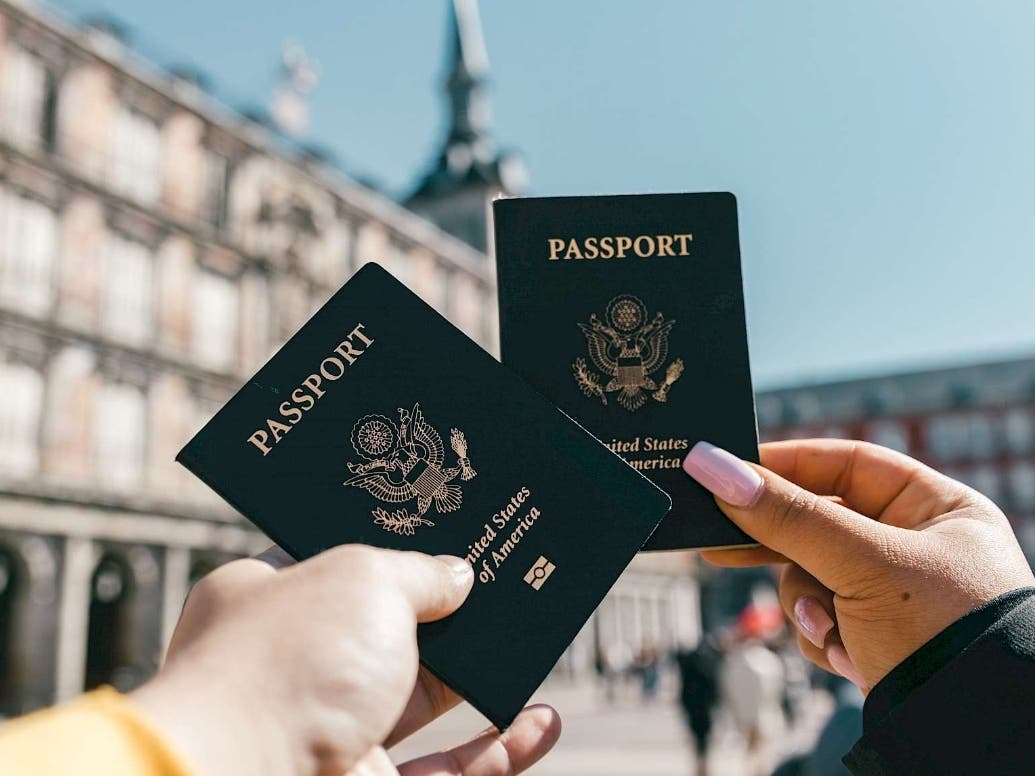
[
  {"left": 54, "top": 536, "right": 95, "bottom": 701},
  {"left": 159, "top": 546, "right": 190, "bottom": 661}
]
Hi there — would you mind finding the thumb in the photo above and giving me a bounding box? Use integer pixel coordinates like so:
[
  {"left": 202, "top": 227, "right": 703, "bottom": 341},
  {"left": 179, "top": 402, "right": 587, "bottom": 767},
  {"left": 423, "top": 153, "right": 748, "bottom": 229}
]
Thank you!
[
  {"left": 683, "top": 442, "right": 900, "bottom": 590},
  {"left": 317, "top": 546, "right": 474, "bottom": 623},
  {"left": 388, "top": 551, "right": 475, "bottom": 623}
]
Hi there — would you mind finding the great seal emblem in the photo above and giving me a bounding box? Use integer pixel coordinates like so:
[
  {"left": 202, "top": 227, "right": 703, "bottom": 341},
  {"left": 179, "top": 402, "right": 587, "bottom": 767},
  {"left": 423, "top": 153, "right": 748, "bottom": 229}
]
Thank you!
[
  {"left": 572, "top": 294, "right": 684, "bottom": 411},
  {"left": 344, "top": 403, "right": 476, "bottom": 535}
]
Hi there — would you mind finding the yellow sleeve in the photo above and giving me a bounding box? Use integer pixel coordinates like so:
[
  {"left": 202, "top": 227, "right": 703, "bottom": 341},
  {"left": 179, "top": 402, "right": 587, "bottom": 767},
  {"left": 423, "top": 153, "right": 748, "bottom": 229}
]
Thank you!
[{"left": 0, "top": 686, "right": 194, "bottom": 776}]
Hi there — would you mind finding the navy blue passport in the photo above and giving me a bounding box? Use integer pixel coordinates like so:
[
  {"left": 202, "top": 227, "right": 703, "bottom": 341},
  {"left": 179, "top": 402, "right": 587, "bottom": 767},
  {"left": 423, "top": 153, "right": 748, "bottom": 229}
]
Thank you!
[
  {"left": 176, "top": 263, "right": 670, "bottom": 729},
  {"left": 493, "top": 192, "right": 759, "bottom": 551}
]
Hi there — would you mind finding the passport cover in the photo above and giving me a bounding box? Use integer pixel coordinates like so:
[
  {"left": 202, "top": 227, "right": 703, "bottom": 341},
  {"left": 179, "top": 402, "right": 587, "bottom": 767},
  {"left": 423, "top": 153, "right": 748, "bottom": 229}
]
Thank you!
[
  {"left": 176, "top": 262, "right": 671, "bottom": 729},
  {"left": 493, "top": 192, "right": 758, "bottom": 550}
]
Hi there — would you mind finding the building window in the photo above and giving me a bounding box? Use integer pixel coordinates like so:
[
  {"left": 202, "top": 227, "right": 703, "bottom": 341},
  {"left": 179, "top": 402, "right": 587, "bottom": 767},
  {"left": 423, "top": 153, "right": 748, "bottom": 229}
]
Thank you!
[
  {"left": 819, "top": 425, "right": 849, "bottom": 440},
  {"left": 103, "top": 235, "right": 152, "bottom": 345},
  {"left": 239, "top": 272, "right": 270, "bottom": 370},
  {"left": 381, "top": 242, "right": 412, "bottom": 284},
  {"left": 338, "top": 219, "right": 355, "bottom": 276},
  {"left": 94, "top": 383, "right": 146, "bottom": 489},
  {"left": 411, "top": 252, "right": 446, "bottom": 314},
  {"left": 0, "top": 362, "right": 43, "bottom": 477},
  {"left": 84, "top": 553, "right": 137, "bottom": 691},
  {"left": 450, "top": 273, "right": 485, "bottom": 343},
  {"left": 967, "top": 465, "right": 1001, "bottom": 506},
  {"left": 866, "top": 420, "right": 910, "bottom": 453},
  {"left": 755, "top": 397, "right": 783, "bottom": 432},
  {"left": 968, "top": 414, "right": 997, "bottom": 458},
  {"left": 787, "top": 392, "right": 823, "bottom": 426},
  {"left": 192, "top": 272, "right": 238, "bottom": 371},
  {"left": 274, "top": 276, "right": 309, "bottom": 342},
  {"left": 1003, "top": 407, "right": 1035, "bottom": 456},
  {"left": 201, "top": 150, "right": 230, "bottom": 229},
  {"left": 1017, "top": 519, "right": 1035, "bottom": 562},
  {"left": 925, "top": 414, "right": 995, "bottom": 462},
  {"left": 110, "top": 107, "right": 162, "bottom": 203},
  {"left": 0, "top": 47, "right": 47, "bottom": 148},
  {"left": 1008, "top": 463, "right": 1035, "bottom": 513},
  {"left": 41, "top": 71, "right": 59, "bottom": 151},
  {"left": 0, "top": 188, "right": 57, "bottom": 316}
]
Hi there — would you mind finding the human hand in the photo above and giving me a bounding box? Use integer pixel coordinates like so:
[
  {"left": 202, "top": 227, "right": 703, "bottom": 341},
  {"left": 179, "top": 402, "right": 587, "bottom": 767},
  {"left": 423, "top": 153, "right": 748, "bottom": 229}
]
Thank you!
[
  {"left": 683, "top": 439, "right": 1035, "bottom": 690},
  {"left": 131, "top": 545, "right": 561, "bottom": 776}
]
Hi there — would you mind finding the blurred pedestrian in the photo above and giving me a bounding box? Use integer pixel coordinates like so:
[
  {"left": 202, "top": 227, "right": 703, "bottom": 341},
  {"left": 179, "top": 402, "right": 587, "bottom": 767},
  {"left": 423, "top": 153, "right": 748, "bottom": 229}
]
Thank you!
[
  {"left": 775, "top": 629, "right": 812, "bottom": 725},
  {"left": 720, "top": 602, "right": 786, "bottom": 775},
  {"left": 601, "top": 639, "right": 633, "bottom": 703},
  {"left": 634, "top": 642, "right": 660, "bottom": 702},
  {"left": 676, "top": 636, "right": 723, "bottom": 776}
]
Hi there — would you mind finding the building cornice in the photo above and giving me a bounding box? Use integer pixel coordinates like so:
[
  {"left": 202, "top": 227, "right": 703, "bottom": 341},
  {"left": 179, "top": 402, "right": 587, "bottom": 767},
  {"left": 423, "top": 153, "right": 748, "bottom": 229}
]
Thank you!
[
  {"left": 0, "top": 0, "right": 492, "bottom": 283},
  {"left": 0, "top": 490, "right": 261, "bottom": 550},
  {"left": 0, "top": 309, "right": 248, "bottom": 391}
]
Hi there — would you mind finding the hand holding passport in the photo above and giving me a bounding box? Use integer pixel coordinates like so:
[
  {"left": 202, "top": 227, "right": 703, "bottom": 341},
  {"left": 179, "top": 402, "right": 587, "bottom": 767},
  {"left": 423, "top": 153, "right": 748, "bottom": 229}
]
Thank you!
[
  {"left": 176, "top": 192, "right": 758, "bottom": 732},
  {"left": 142, "top": 542, "right": 562, "bottom": 775}
]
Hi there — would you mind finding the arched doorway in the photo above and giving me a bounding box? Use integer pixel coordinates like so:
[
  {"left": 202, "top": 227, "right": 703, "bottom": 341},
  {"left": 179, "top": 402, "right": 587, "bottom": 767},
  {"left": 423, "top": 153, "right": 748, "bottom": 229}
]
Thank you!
[
  {"left": 0, "top": 548, "right": 21, "bottom": 715},
  {"left": 188, "top": 557, "right": 219, "bottom": 590},
  {"left": 84, "top": 554, "right": 136, "bottom": 691}
]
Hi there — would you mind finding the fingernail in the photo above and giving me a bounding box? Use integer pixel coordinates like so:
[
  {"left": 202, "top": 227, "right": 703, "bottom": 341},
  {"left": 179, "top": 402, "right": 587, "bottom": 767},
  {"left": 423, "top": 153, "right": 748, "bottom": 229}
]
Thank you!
[
  {"left": 794, "top": 596, "right": 834, "bottom": 648},
  {"left": 435, "top": 555, "right": 473, "bottom": 582},
  {"left": 827, "top": 643, "right": 867, "bottom": 689},
  {"left": 682, "top": 441, "right": 764, "bottom": 507}
]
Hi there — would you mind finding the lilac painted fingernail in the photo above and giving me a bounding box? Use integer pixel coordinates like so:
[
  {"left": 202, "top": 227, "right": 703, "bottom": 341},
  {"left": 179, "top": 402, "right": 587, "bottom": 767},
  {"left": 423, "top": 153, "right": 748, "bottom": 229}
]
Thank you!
[
  {"left": 682, "top": 441, "right": 764, "bottom": 507},
  {"left": 827, "top": 644, "right": 867, "bottom": 690},
  {"left": 794, "top": 596, "right": 835, "bottom": 648}
]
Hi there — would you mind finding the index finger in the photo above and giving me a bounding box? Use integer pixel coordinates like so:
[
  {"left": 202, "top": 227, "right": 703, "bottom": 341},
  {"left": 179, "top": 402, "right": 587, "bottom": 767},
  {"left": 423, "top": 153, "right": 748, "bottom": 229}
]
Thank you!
[
  {"left": 396, "top": 705, "right": 561, "bottom": 776},
  {"left": 760, "top": 439, "right": 972, "bottom": 528},
  {"left": 383, "top": 667, "right": 461, "bottom": 748}
]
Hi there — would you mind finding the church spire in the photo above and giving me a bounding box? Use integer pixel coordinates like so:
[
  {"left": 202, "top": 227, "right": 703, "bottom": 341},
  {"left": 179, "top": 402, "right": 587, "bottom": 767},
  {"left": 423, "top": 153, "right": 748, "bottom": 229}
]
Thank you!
[
  {"left": 445, "top": 0, "right": 491, "bottom": 148},
  {"left": 406, "top": 0, "right": 527, "bottom": 251}
]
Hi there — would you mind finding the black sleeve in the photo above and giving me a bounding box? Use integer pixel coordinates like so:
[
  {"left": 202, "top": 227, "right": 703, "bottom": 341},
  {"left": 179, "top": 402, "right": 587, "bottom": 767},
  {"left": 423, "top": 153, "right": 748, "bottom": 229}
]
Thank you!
[{"left": 844, "top": 586, "right": 1035, "bottom": 775}]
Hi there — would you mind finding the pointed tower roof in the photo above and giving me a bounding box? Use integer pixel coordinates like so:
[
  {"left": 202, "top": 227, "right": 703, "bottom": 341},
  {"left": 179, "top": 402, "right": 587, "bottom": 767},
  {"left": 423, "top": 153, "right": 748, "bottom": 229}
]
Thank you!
[
  {"left": 449, "top": 0, "right": 489, "bottom": 90},
  {"left": 407, "top": 0, "right": 525, "bottom": 204}
]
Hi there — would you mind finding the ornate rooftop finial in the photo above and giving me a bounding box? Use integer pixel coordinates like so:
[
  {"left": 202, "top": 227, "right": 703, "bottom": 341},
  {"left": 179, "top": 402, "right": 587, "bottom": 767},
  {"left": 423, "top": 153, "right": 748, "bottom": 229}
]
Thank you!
[{"left": 270, "top": 41, "right": 321, "bottom": 137}]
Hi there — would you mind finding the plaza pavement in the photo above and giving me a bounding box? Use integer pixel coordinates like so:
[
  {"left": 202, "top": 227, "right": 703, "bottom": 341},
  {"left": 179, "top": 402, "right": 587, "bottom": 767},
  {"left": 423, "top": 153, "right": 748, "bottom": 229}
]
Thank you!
[{"left": 390, "top": 679, "right": 834, "bottom": 775}]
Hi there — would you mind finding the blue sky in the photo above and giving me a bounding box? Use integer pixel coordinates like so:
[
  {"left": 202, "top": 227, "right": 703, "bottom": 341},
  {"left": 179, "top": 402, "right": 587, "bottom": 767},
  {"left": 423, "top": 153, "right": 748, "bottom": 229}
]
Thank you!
[{"left": 47, "top": 0, "right": 1035, "bottom": 389}]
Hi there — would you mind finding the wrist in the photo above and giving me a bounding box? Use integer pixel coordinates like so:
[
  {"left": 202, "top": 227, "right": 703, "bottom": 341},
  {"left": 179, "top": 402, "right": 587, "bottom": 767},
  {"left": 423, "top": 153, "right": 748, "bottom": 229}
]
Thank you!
[{"left": 129, "top": 659, "right": 297, "bottom": 776}]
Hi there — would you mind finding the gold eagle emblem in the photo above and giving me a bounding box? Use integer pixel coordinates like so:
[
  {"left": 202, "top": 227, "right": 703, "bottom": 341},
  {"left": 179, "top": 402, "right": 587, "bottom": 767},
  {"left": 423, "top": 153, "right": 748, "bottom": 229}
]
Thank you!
[
  {"left": 573, "top": 294, "right": 684, "bottom": 411},
  {"left": 344, "top": 403, "right": 476, "bottom": 535}
]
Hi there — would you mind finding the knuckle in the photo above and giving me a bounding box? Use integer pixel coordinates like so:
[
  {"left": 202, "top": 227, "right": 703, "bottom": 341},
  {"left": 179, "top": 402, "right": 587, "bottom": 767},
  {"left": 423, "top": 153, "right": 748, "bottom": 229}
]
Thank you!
[
  {"left": 769, "top": 488, "right": 818, "bottom": 535},
  {"left": 328, "top": 543, "right": 385, "bottom": 578},
  {"left": 854, "top": 440, "right": 883, "bottom": 458}
]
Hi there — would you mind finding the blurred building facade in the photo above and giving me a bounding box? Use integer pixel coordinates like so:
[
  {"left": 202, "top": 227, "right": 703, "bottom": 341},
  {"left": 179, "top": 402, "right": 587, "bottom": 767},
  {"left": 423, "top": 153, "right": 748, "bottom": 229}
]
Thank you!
[{"left": 0, "top": 0, "right": 696, "bottom": 715}]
